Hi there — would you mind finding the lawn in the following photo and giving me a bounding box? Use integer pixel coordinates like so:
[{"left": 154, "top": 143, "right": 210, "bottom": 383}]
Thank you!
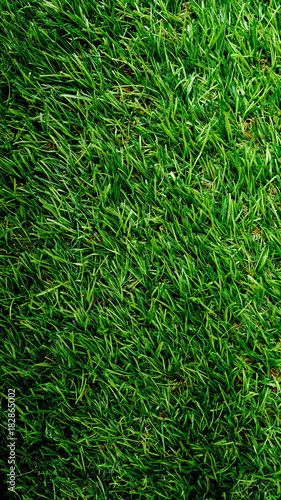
[{"left": 1, "top": 0, "right": 281, "bottom": 499}]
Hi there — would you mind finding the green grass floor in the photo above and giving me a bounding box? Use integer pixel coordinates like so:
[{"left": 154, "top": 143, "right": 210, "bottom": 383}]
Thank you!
[{"left": 1, "top": 0, "right": 281, "bottom": 498}]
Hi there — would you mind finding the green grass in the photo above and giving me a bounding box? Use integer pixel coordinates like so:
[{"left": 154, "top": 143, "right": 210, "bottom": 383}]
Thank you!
[{"left": 1, "top": 0, "right": 281, "bottom": 498}]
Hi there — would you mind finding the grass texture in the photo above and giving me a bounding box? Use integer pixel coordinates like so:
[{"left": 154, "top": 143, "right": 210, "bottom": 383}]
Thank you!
[{"left": 1, "top": 0, "right": 281, "bottom": 499}]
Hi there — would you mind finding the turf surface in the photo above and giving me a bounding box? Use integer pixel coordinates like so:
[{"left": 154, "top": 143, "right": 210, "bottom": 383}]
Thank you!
[{"left": 1, "top": 0, "right": 281, "bottom": 499}]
